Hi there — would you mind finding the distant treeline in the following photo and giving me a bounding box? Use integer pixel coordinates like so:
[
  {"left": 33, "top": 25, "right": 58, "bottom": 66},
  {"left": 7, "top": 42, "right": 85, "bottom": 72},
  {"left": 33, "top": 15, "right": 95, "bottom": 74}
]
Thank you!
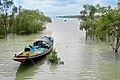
[
  {"left": 56, "top": 15, "right": 80, "bottom": 18},
  {"left": 79, "top": 0, "right": 120, "bottom": 53},
  {"left": 0, "top": 0, "right": 52, "bottom": 38},
  {"left": 56, "top": 15, "right": 100, "bottom": 19}
]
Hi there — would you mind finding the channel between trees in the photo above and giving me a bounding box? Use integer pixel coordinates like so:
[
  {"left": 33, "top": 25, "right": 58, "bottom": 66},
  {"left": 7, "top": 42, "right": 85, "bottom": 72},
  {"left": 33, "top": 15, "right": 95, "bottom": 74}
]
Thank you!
[{"left": 0, "top": 0, "right": 119, "bottom": 53}]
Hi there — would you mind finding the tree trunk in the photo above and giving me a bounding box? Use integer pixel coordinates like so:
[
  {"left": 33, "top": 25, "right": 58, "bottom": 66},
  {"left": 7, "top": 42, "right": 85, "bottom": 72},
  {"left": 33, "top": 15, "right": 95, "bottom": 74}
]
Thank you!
[
  {"left": 108, "top": 35, "right": 110, "bottom": 42},
  {"left": 85, "top": 30, "right": 88, "bottom": 41},
  {"left": 115, "top": 37, "right": 120, "bottom": 53},
  {"left": 92, "top": 36, "right": 94, "bottom": 41},
  {"left": 114, "top": 27, "right": 120, "bottom": 53}
]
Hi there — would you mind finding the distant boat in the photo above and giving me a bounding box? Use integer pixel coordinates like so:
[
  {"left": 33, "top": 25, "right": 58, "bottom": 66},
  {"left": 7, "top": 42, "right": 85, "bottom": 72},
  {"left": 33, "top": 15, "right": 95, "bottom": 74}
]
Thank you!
[
  {"left": 13, "top": 36, "right": 54, "bottom": 63},
  {"left": 64, "top": 20, "right": 67, "bottom": 22}
]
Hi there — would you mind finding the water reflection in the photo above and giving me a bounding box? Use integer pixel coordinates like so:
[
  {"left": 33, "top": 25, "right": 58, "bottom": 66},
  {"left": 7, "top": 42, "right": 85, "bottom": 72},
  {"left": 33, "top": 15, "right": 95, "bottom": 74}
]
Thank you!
[
  {"left": 115, "top": 52, "right": 120, "bottom": 61},
  {"left": 49, "top": 64, "right": 58, "bottom": 72},
  {"left": 15, "top": 57, "right": 47, "bottom": 80}
]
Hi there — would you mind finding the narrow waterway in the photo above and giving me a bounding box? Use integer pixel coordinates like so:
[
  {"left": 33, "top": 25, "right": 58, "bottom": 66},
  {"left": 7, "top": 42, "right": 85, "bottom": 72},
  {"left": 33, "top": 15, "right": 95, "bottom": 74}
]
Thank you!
[{"left": 0, "top": 18, "right": 120, "bottom": 80}]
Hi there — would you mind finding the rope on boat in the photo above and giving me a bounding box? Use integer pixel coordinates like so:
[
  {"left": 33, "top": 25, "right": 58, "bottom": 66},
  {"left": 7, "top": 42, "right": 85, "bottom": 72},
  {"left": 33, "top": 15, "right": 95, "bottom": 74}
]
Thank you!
[{"left": 30, "top": 58, "right": 39, "bottom": 69}]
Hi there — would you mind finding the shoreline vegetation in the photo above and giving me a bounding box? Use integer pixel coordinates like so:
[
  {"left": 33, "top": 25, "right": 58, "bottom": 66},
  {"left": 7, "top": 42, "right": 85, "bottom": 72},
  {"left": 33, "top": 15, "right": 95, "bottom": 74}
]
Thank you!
[
  {"left": 0, "top": 0, "right": 52, "bottom": 38},
  {"left": 56, "top": 0, "right": 120, "bottom": 53},
  {"left": 79, "top": 0, "right": 120, "bottom": 53},
  {"left": 0, "top": 0, "right": 119, "bottom": 53}
]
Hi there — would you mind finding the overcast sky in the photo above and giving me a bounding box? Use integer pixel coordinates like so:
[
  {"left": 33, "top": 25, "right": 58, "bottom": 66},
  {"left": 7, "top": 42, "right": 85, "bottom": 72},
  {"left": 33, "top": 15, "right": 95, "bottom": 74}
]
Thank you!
[{"left": 14, "top": 0, "right": 117, "bottom": 17}]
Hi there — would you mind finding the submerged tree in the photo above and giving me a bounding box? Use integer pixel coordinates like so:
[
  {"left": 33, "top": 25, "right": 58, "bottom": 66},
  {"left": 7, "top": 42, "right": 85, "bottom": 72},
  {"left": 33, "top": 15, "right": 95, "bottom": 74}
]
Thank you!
[
  {"left": 15, "top": 9, "right": 51, "bottom": 34},
  {"left": 96, "top": 1, "right": 120, "bottom": 53},
  {"left": 47, "top": 49, "right": 64, "bottom": 64},
  {"left": 0, "top": 0, "right": 13, "bottom": 36},
  {"left": 79, "top": 0, "right": 120, "bottom": 53},
  {"left": 0, "top": 0, "right": 52, "bottom": 37},
  {"left": 79, "top": 4, "right": 97, "bottom": 41}
]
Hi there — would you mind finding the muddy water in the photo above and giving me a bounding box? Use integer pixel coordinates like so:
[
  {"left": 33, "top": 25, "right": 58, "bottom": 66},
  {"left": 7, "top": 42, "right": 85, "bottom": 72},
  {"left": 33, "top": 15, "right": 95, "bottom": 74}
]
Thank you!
[{"left": 0, "top": 18, "right": 120, "bottom": 80}]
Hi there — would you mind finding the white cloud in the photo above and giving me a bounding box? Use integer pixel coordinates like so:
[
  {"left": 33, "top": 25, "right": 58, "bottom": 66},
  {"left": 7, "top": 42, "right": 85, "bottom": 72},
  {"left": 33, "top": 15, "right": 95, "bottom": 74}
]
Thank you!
[{"left": 14, "top": 0, "right": 117, "bottom": 17}]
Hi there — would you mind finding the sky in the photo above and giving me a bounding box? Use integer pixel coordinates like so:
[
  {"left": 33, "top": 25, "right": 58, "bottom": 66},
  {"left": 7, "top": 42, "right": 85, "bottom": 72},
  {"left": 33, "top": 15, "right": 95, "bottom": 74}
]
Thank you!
[{"left": 14, "top": 0, "right": 118, "bottom": 17}]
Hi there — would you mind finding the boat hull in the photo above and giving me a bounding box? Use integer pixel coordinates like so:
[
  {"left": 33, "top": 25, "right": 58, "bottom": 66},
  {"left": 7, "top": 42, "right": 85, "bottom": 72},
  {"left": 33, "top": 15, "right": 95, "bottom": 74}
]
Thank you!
[{"left": 13, "top": 45, "right": 53, "bottom": 63}]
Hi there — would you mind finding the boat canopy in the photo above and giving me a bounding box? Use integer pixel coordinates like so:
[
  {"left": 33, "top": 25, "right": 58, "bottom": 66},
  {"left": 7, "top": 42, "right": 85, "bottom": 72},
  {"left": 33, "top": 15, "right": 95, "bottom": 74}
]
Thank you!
[{"left": 33, "top": 36, "right": 53, "bottom": 46}]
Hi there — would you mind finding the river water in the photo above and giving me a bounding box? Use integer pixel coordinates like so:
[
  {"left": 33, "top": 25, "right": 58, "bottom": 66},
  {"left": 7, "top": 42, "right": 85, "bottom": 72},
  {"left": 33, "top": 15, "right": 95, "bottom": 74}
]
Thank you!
[{"left": 0, "top": 18, "right": 120, "bottom": 80}]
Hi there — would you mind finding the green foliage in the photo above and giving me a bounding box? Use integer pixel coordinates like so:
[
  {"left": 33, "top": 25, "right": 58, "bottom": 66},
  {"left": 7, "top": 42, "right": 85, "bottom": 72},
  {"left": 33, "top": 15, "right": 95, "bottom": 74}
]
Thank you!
[
  {"left": 0, "top": 0, "right": 14, "bottom": 36},
  {"left": 117, "top": 0, "right": 120, "bottom": 8},
  {"left": 96, "top": 10, "right": 116, "bottom": 41},
  {"left": 47, "top": 50, "right": 64, "bottom": 64},
  {"left": 79, "top": 4, "right": 98, "bottom": 40},
  {"left": 0, "top": 0, "right": 52, "bottom": 37},
  {"left": 15, "top": 9, "right": 41, "bottom": 34},
  {"left": 79, "top": 0, "right": 120, "bottom": 52},
  {"left": 14, "top": 9, "right": 51, "bottom": 35},
  {"left": 79, "top": 3, "right": 116, "bottom": 41}
]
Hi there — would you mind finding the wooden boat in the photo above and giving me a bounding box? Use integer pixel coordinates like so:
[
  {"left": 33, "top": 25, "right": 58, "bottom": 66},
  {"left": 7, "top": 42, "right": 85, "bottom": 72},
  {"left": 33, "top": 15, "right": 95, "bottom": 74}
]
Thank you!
[{"left": 13, "top": 36, "right": 54, "bottom": 62}]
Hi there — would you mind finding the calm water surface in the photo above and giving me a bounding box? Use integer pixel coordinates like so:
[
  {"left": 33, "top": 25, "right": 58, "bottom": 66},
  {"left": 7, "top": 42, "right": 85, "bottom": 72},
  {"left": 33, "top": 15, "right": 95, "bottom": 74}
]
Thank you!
[{"left": 0, "top": 18, "right": 120, "bottom": 80}]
